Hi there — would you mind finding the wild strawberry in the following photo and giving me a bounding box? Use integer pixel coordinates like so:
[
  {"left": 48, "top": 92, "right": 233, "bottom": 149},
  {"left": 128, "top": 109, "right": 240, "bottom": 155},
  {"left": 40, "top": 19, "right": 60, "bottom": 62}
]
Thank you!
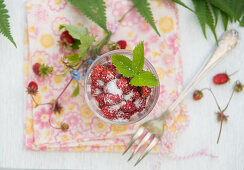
[
  {"left": 121, "top": 100, "right": 136, "bottom": 112},
  {"left": 101, "top": 69, "right": 115, "bottom": 83},
  {"left": 92, "top": 79, "right": 104, "bottom": 88},
  {"left": 60, "top": 31, "right": 74, "bottom": 44},
  {"left": 193, "top": 90, "right": 203, "bottom": 101},
  {"left": 117, "top": 40, "right": 127, "bottom": 49},
  {"left": 132, "top": 90, "right": 140, "bottom": 100},
  {"left": 32, "top": 63, "right": 41, "bottom": 76},
  {"left": 91, "top": 65, "right": 104, "bottom": 82},
  {"left": 140, "top": 86, "right": 151, "bottom": 97},
  {"left": 123, "top": 89, "right": 140, "bottom": 101},
  {"left": 95, "top": 93, "right": 105, "bottom": 108},
  {"left": 134, "top": 97, "right": 146, "bottom": 112},
  {"left": 234, "top": 81, "right": 243, "bottom": 93},
  {"left": 27, "top": 81, "right": 38, "bottom": 95},
  {"left": 213, "top": 73, "right": 229, "bottom": 85},
  {"left": 105, "top": 62, "right": 116, "bottom": 71},
  {"left": 117, "top": 111, "right": 131, "bottom": 120},
  {"left": 91, "top": 86, "right": 102, "bottom": 96},
  {"left": 117, "top": 78, "right": 132, "bottom": 94},
  {"left": 60, "top": 123, "right": 69, "bottom": 132},
  {"left": 101, "top": 106, "right": 118, "bottom": 119},
  {"left": 104, "top": 93, "right": 121, "bottom": 106}
]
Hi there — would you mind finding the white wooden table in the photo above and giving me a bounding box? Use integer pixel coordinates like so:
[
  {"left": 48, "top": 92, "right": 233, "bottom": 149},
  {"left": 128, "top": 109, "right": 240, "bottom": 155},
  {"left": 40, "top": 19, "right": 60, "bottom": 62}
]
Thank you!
[{"left": 0, "top": 0, "right": 244, "bottom": 169}]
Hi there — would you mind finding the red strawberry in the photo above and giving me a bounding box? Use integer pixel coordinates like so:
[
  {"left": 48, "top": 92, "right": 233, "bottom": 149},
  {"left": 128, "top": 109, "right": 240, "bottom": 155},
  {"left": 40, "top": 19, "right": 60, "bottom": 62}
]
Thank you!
[
  {"left": 140, "top": 86, "right": 151, "bottom": 97},
  {"left": 32, "top": 63, "right": 41, "bottom": 76},
  {"left": 117, "top": 40, "right": 127, "bottom": 49},
  {"left": 91, "top": 86, "right": 102, "bottom": 96},
  {"left": 105, "top": 62, "right": 116, "bottom": 71},
  {"left": 116, "top": 78, "right": 132, "bottom": 94},
  {"left": 134, "top": 97, "right": 146, "bottom": 112},
  {"left": 132, "top": 89, "right": 140, "bottom": 100},
  {"left": 213, "top": 73, "right": 229, "bottom": 85},
  {"left": 92, "top": 79, "right": 104, "bottom": 88},
  {"left": 123, "top": 89, "right": 140, "bottom": 101},
  {"left": 193, "top": 90, "right": 203, "bottom": 101},
  {"left": 91, "top": 65, "right": 104, "bottom": 82},
  {"left": 60, "top": 31, "right": 74, "bottom": 44},
  {"left": 96, "top": 93, "right": 105, "bottom": 108},
  {"left": 117, "top": 111, "right": 131, "bottom": 120},
  {"left": 101, "top": 69, "right": 115, "bottom": 83},
  {"left": 101, "top": 106, "right": 118, "bottom": 119},
  {"left": 121, "top": 100, "right": 136, "bottom": 113},
  {"left": 104, "top": 93, "right": 121, "bottom": 106},
  {"left": 27, "top": 81, "right": 38, "bottom": 95}
]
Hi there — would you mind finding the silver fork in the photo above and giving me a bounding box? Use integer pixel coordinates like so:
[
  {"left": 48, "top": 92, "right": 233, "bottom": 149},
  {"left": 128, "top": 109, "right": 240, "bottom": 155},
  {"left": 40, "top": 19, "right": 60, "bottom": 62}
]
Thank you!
[{"left": 123, "top": 29, "right": 239, "bottom": 166}]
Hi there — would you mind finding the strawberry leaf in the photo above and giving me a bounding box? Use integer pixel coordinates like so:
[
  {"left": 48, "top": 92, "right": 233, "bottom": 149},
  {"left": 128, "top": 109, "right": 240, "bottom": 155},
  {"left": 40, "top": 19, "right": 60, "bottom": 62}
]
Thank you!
[
  {"left": 132, "top": 41, "right": 144, "bottom": 74},
  {"left": 0, "top": 0, "right": 16, "bottom": 47},
  {"left": 59, "top": 24, "right": 88, "bottom": 40},
  {"left": 67, "top": 0, "right": 109, "bottom": 32},
  {"left": 111, "top": 54, "right": 135, "bottom": 77},
  {"left": 78, "top": 34, "right": 95, "bottom": 57},
  {"left": 131, "top": 0, "right": 160, "bottom": 36},
  {"left": 72, "top": 81, "right": 80, "bottom": 97},
  {"left": 130, "top": 71, "right": 159, "bottom": 87}
]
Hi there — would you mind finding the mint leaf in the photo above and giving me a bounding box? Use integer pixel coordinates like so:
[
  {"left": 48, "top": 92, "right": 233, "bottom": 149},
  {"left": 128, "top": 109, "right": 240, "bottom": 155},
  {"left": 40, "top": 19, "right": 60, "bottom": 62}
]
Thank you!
[
  {"left": 79, "top": 34, "right": 95, "bottom": 57},
  {"left": 111, "top": 54, "right": 135, "bottom": 77},
  {"left": 67, "top": 53, "right": 82, "bottom": 65},
  {"left": 67, "top": 0, "right": 109, "bottom": 32},
  {"left": 72, "top": 81, "right": 80, "bottom": 97},
  {"left": 130, "top": 71, "right": 158, "bottom": 87},
  {"left": 60, "top": 24, "right": 88, "bottom": 39},
  {"left": 0, "top": 0, "right": 16, "bottom": 47},
  {"left": 132, "top": 41, "right": 144, "bottom": 74}
]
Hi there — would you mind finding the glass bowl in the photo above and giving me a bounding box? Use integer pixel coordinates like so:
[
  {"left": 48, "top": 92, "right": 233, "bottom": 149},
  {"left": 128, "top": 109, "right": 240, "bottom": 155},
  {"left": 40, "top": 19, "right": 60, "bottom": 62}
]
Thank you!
[{"left": 84, "top": 50, "right": 160, "bottom": 125}]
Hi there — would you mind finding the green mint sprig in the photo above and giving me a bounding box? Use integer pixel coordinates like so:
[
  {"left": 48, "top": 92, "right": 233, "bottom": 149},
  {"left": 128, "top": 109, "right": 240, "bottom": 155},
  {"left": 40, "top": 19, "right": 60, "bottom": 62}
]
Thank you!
[{"left": 111, "top": 41, "right": 159, "bottom": 87}]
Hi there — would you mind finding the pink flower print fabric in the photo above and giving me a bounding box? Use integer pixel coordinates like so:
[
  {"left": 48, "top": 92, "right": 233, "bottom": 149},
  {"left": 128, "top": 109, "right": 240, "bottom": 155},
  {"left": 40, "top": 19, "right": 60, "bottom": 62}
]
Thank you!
[{"left": 24, "top": 0, "right": 188, "bottom": 152}]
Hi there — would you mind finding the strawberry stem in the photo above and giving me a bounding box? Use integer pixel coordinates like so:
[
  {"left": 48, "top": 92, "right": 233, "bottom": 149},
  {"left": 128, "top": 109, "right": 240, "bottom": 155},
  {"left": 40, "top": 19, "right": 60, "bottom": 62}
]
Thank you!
[{"left": 217, "top": 112, "right": 224, "bottom": 144}]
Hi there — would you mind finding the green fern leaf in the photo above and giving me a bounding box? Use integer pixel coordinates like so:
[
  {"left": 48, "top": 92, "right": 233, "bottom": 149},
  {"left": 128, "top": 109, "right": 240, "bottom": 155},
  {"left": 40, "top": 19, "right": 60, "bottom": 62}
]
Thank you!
[
  {"left": 192, "top": 0, "right": 217, "bottom": 42},
  {"left": 171, "top": 0, "right": 194, "bottom": 13},
  {"left": 0, "top": 0, "right": 16, "bottom": 47},
  {"left": 131, "top": 0, "right": 160, "bottom": 36},
  {"left": 220, "top": 10, "right": 229, "bottom": 30},
  {"left": 210, "top": 4, "right": 219, "bottom": 27},
  {"left": 67, "top": 0, "right": 108, "bottom": 33}
]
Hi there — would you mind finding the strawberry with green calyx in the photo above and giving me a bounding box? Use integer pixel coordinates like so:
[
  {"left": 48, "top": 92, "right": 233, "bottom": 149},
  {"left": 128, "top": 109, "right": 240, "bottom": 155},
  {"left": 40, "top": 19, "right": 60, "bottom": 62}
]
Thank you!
[
  {"left": 111, "top": 41, "right": 159, "bottom": 87},
  {"left": 234, "top": 80, "right": 243, "bottom": 93},
  {"left": 193, "top": 90, "right": 203, "bottom": 101},
  {"left": 213, "top": 71, "right": 237, "bottom": 85},
  {"left": 39, "top": 64, "right": 53, "bottom": 77}
]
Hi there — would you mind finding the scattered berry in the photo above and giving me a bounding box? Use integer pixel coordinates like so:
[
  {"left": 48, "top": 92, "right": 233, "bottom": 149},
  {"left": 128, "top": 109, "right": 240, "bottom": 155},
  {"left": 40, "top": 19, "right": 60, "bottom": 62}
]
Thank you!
[
  {"left": 134, "top": 97, "right": 146, "bottom": 112},
  {"left": 101, "top": 69, "right": 115, "bottom": 83},
  {"left": 27, "top": 81, "right": 38, "bottom": 95},
  {"left": 60, "top": 123, "right": 69, "bottom": 132},
  {"left": 101, "top": 106, "right": 118, "bottom": 119},
  {"left": 60, "top": 31, "right": 74, "bottom": 44},
  {"left": 104, "top": 93, "right": 121, "bottom": 106},
  {"left": 234, "top": 81, "right": 243, "bottom": 93},
  {"left": 32, "top": 63, "right": 41, "bottom": 76},
  {"left": 121, "top": 100, "right": 136, "bottom": 112},
  {"left": 193, "top": 90, "right": 203, "bottom": 101},
  {"left": 117, "top": 40, "right": 127, "bottom": 49},
  {"left": 140, "top": 86, "right": 151, "bottom": 97},
  {"left": 117, "top": 78, "right": 132, "bottom": 94},
  {"left": 213, "top": 73, "right": 229, "bottom": 85}
]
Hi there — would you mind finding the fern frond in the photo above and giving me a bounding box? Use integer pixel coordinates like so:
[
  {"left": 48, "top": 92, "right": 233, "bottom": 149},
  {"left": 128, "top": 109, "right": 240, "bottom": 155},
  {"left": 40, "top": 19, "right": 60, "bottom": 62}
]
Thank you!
[
  {"left": 67, "top": 0, "right": 108, "bottom": 33},
  {"left": 131, "top": 0, "right": 160, "bottom": 36},
  {"left": 0, "top": 0, "right": 16, "bottom": 47},
  {"left": 171, "top": 0, "right": 195, "bottom": 13},
  {"left": 220, "top": 10, "right": 229, "bottom": 30},
  {"left": 192, "top": 0, "right": 217, "bottom": 42}
]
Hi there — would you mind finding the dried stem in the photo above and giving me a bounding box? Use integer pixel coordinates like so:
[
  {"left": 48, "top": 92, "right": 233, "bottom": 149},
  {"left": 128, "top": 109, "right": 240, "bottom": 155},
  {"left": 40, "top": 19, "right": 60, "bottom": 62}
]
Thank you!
[{"left": 217, "top": 113, "right": 224, "bottom": 144}]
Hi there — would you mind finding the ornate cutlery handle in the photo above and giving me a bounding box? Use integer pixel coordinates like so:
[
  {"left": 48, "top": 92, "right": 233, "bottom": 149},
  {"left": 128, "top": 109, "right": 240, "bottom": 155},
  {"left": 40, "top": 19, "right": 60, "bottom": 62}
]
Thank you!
[{"left": 168, "top": 29, "right": 239, "bottom": 113}]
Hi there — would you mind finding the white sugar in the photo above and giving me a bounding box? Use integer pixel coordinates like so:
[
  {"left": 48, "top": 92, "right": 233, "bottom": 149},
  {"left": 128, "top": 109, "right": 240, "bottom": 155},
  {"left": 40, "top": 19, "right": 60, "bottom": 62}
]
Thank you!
[
  {"left": 134, "top": 98, "right": 141, "bottom": 109},
  {"left": 123, "top": 91, "right": 133, "bottom": 101},
  {"left": 105, "top": 79, "right": 123, "bottom": 96},
  {"left": 97, "top": 80, "right": 104, "bottom": 87}
]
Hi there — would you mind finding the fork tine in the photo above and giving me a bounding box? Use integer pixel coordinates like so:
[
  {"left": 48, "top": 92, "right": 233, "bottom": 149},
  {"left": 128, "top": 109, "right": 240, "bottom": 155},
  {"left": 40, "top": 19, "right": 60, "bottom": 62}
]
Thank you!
[
  {"left": 134, "top": 137, "right": 159, "bottom": 166},
  {"left": 128, "top": 132, "right": 152, "bottom": 161},
  {"left": 122, "top": 127, "right": 145, "bottom": 155}
]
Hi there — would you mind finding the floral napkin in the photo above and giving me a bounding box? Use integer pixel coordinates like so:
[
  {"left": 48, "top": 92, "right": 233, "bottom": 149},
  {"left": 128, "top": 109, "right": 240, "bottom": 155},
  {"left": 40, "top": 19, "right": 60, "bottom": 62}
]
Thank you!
[{"left": 24, "top": 0, "right": 188, "bottom": 152}]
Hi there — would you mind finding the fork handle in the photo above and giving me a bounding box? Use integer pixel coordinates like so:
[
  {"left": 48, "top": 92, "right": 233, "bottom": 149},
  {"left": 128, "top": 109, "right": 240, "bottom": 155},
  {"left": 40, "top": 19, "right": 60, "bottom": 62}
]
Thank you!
[{"left": 164, "top": 29, "right": 239, "bottom": 116}]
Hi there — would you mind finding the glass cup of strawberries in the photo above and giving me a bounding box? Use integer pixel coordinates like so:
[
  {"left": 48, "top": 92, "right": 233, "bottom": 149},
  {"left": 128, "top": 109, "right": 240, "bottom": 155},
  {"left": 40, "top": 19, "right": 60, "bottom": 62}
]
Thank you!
[{"left": 85, "top": 46, "right": 160, "bottom": 125}]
